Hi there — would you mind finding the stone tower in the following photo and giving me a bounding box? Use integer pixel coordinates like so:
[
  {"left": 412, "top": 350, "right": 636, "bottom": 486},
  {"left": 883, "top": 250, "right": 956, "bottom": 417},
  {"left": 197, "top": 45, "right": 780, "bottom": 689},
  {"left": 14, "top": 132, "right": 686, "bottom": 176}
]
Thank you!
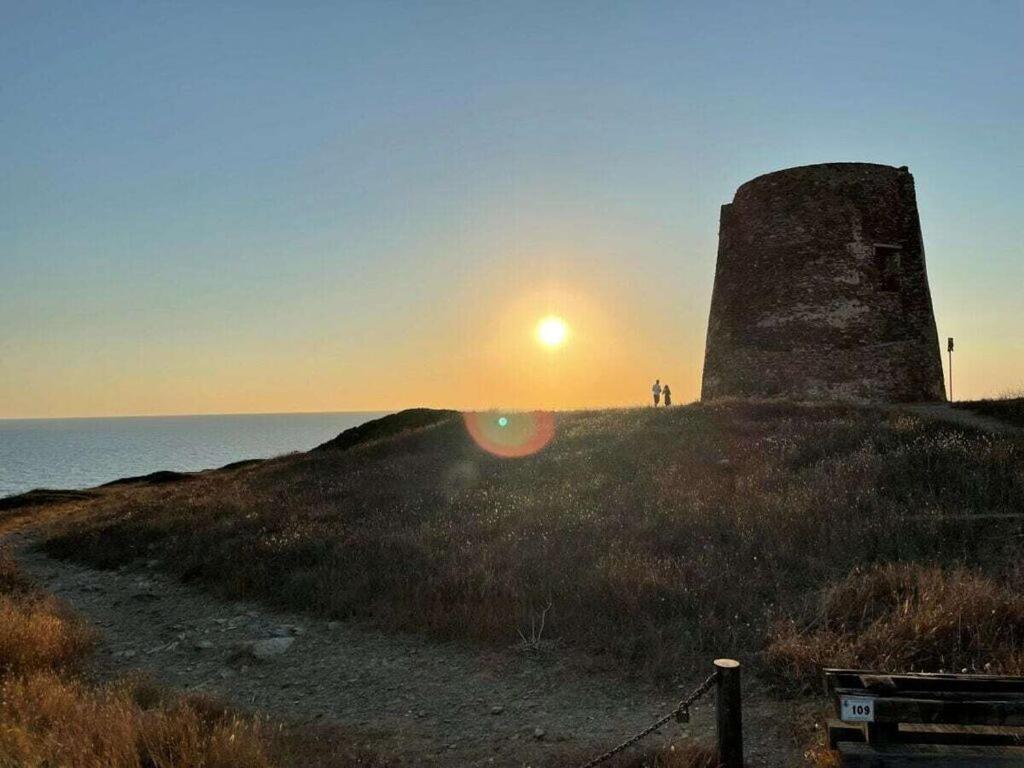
[{"left": 701, "top": 162, "right": 945, "bottom": 402}]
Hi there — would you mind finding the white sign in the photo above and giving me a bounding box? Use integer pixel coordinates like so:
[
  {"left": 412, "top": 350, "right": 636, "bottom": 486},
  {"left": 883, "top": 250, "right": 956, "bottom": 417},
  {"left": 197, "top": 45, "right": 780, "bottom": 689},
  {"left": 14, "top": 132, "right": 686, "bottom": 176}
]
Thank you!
[{"left": 840, "top": 696, "right": 876, "bottom": 722}]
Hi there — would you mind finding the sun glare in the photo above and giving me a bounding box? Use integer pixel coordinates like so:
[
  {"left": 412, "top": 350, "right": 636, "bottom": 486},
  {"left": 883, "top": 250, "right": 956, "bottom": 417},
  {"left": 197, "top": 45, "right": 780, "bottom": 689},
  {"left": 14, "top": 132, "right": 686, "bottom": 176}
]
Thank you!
[{"left": 536, "top": 316, "right": 569, "bottom": 349}]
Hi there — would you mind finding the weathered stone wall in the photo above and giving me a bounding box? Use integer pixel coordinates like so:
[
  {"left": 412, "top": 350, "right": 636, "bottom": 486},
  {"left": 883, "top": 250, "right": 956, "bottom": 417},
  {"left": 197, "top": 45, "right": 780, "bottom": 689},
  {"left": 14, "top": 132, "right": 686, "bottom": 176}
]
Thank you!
[{"left": 701, "top": 162, "right": 945, "bottom": 402}]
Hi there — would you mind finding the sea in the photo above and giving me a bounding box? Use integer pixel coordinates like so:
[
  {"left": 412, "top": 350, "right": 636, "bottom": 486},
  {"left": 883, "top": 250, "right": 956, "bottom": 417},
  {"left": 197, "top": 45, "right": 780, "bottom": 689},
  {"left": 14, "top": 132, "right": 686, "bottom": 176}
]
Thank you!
[{"left": 0, "top": 412, "right": 387, "bottom": 498}]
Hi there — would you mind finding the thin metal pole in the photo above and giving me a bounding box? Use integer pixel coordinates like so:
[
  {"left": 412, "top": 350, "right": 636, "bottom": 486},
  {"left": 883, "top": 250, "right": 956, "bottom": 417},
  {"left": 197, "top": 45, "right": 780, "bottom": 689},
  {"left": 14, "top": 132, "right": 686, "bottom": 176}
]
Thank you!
[
  {"left": 714, "top": 659, "right": 743, "bottom": 768},
  {"left": 949, "top": 348, "right": 953, "bottom": 402}
]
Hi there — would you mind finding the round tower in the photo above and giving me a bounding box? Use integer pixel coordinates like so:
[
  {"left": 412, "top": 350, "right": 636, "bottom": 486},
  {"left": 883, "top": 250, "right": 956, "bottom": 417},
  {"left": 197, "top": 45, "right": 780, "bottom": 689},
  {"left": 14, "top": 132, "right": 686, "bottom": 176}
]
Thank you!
[{"left": 701, "top": 162, "right": 945, "bottom": 402}]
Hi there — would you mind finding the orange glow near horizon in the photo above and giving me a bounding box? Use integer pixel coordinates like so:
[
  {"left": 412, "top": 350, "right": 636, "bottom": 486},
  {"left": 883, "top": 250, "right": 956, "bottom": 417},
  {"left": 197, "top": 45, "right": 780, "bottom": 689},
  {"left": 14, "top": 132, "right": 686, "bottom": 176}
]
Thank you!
[{"left": 0, "top": 270, "right": 705, "bottom": 418}]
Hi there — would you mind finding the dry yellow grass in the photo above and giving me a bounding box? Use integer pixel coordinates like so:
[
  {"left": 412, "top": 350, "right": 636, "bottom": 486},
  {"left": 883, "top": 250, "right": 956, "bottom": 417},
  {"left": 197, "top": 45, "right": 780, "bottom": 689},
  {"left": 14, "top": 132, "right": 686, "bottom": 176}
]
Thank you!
[
  {"left": 0, "top": 548, "right": 98, "bottom": 681},
  {"left": 0, "top": 595, "right": 97, "bottom": 679},
  {"left": 765, "top": 563, "right": 1024, "bottom": 692},
  {"left": 0, "top": 672, "right": 269, "bottom": 768}
]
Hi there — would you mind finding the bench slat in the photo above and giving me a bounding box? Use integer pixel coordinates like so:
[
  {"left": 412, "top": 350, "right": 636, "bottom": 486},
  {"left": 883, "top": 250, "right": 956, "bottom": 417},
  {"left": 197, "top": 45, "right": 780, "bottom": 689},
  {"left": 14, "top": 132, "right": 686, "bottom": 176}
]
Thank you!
[
  {"left": 874, "top": 696, "right": 1024, "bottom": 726},
  {"left": 826, "top": 669, "right": 1024, "bottom": 697},
  {"left": 833, "top": 685, "right": 1024, "bottom": 703}
]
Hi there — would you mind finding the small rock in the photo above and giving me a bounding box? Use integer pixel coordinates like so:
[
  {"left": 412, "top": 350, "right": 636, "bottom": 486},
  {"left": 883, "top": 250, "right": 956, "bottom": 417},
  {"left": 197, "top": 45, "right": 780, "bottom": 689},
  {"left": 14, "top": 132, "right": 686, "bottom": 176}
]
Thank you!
[
  {"left": 533, "top": 727, "right": 545, "bottom": 741},
  {"left": 194, "top": 640, "right": 214, "bottom": 651},
  {"left": 248, "top": 637, "right": 294, "bottom": 659},
  {"left": 490, "top": 705, "right": 505, "bottom": 715},
  {"left": 122, "top": 649, "right": 137, "bottom": 659},
  {"left": 326, "top": 621, "right": 341, "bottom": 630}
]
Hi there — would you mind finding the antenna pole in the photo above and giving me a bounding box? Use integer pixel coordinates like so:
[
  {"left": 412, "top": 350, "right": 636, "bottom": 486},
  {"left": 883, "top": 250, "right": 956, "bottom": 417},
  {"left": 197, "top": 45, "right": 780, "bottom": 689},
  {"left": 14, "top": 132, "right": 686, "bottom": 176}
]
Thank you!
[{"left": 947, "top": 337, "right": 955, "bottom": 402}]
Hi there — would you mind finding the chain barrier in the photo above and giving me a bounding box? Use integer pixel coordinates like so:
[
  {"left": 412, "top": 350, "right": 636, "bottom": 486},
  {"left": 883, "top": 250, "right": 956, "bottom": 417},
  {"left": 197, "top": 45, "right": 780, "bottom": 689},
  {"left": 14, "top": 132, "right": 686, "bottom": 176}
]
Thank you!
[{"left": 576, "top": 670, "right": 718, "bottom": 768}]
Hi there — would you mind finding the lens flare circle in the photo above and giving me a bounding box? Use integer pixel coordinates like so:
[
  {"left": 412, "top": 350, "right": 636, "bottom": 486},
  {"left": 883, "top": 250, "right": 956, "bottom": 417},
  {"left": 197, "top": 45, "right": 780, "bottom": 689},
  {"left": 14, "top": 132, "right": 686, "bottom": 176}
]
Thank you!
[
  {"left": 462, "top": 411, "right": 555, "bottom": 458},
  {"left": 535, "top": 316, "right": 568, "bottom": 348}
]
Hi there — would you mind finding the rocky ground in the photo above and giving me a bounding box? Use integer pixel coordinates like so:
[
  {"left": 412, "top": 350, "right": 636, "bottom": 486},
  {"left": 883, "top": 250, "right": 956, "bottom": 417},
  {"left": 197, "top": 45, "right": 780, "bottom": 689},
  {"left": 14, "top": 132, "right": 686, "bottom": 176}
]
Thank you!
[{"left": 8, "top": 530, "right": 800, "bottom": 767}]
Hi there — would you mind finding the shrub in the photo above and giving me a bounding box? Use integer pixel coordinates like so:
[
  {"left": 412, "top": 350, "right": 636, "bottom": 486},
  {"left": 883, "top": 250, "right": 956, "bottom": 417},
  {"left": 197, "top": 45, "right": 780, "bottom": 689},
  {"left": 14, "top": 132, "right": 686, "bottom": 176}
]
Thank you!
[
  {"left": 0, "top": 595, "right": 97, "bottom": 679},
  {"left": 0, "top": 672, "right": 269, "bottom": 768},
  {"left": 0, "top": 548, "right": 97, "bottom": 679},
  {"left": 764, "top": 563, "right": 1024, "bottom": 692}
]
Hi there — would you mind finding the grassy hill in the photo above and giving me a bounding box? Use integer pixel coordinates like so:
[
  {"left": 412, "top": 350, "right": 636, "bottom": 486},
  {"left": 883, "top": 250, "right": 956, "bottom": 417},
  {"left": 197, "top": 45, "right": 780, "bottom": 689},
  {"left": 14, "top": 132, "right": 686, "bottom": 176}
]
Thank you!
[{"left": 37, "top": 402, "right": 1024, "bottom": 687}]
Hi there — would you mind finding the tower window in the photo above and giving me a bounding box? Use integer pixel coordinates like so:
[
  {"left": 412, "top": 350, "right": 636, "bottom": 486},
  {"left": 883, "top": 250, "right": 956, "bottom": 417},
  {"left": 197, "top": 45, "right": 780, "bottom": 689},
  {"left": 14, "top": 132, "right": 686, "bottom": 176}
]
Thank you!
[{"left": 874, "top": 244, "right": 902, "bottom": 291}]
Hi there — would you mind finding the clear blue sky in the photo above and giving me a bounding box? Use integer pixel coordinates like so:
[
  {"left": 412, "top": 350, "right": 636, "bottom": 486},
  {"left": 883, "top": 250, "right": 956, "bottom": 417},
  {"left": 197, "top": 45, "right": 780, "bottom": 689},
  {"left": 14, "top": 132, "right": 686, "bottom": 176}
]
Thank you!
[{"left": 2, "top": 1, "right": 1021, "bottom": 417}]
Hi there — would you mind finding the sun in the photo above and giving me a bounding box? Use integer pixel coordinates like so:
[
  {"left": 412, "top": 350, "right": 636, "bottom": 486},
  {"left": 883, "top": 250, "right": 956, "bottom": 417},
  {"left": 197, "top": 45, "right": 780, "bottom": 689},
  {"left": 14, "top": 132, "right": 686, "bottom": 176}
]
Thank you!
[{"left": 535, "top": 315, "right": 569, "bottom": 348}]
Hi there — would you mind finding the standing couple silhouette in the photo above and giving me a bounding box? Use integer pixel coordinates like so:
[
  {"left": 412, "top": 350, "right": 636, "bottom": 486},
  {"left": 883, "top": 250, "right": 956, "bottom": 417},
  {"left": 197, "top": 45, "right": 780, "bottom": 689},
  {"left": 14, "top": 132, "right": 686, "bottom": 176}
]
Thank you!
[{"left": 651, "top": 379, "right": 671, "bottom": 407}]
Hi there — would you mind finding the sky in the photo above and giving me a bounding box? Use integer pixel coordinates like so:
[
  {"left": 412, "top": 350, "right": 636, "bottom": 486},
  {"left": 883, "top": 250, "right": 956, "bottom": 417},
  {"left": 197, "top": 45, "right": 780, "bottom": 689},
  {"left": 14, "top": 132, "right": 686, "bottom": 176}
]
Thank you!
[{"left": 2, "top": 1, "right": 1022, "bottom": 418}]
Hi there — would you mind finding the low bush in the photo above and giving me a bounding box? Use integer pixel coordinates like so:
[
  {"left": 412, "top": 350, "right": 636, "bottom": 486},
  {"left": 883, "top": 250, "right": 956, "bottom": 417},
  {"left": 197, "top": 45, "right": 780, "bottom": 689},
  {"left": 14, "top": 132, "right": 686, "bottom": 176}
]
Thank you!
[
  {"left": 0, "top": 672, "right": 269, "bottom": 768},
  {"left": 0, "top": 594, "right": 97, "bottom": 678},
  {"left": 764, "top": 563, "right": 1024, "bottom": 692},
  {"left": 0, "top": 547, "right": 97, "bottom": 678}
]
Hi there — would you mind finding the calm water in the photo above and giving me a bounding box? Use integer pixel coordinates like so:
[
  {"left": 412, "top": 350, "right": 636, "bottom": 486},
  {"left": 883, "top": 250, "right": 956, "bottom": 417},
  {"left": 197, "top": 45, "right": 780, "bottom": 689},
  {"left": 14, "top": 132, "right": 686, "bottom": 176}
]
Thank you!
[{"left": 0, "top": 412, "right": 387, "bottom": 498}]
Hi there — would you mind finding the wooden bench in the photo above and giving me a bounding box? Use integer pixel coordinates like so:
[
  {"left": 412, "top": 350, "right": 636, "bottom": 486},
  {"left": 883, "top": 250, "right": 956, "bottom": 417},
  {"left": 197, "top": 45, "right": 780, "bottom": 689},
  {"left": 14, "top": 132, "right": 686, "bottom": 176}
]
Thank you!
[{"left": 825, "top": 668, "right": 1024, "bottom": 766}]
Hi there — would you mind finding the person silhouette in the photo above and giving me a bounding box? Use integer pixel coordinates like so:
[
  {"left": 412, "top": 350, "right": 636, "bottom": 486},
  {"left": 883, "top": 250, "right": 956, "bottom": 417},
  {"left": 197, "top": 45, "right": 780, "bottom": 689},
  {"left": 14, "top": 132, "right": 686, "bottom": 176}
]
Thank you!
[
  {"left": 652, "top": 379, "right": 662, "bottom": 406},
  {"left": 663, "top": 384, "right": 672, "bottom": 407}
]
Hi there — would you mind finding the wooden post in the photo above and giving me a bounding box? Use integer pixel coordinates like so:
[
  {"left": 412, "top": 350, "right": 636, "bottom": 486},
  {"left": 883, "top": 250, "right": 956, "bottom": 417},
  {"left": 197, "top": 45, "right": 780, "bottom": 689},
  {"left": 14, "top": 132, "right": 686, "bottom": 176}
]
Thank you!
[{"left": 715, "top": 658, "right": 743, "bottom": 768}]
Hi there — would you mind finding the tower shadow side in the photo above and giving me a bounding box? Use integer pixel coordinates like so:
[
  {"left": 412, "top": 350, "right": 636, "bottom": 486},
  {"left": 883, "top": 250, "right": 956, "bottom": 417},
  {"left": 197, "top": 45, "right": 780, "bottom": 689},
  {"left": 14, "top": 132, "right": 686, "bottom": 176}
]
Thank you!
[{"left": 701, "top": 162, "right": 945, "bottom": 402}]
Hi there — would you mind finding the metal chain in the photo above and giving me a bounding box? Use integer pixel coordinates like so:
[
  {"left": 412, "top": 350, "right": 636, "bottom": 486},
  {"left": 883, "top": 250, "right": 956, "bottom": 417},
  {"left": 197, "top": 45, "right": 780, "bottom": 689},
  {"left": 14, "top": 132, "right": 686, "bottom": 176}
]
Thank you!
[{"left": 576, "top": 671, "right": 718, "bottom": 768}]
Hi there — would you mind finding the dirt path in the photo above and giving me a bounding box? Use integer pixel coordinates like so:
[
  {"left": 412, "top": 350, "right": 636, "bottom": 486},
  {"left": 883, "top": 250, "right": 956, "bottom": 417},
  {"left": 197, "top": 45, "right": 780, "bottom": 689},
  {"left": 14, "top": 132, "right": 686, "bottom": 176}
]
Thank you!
[
  {"left": 8, "top": 531, "right": 798, "bottom": 767},
  {"left": 898, "top": 403, "right": 1022, "bottom": 435}
]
